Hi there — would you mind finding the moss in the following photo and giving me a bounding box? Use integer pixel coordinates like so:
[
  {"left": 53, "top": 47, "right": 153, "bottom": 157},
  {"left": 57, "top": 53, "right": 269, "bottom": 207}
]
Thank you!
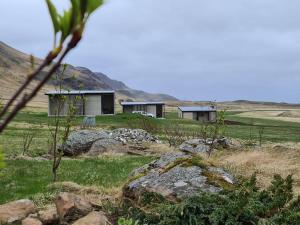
[
  {"left": 203, "top": 170, "right": 235, "bottom": 191},
  {"left": 162, "top": 157, "right": 190, "bottom": 173},
  {"left": 140, "top": 191, "right": 166, "bottom": 206},
  {"left": 181, "top": 156, "right": 211, "bottom": 169}
]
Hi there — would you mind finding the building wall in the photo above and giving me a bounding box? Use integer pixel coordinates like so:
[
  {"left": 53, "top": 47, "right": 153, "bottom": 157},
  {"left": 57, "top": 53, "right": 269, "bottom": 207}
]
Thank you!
[
  {"left": 146, "top": 105, "right": 157, "bottom": 117},
  {"left": 182, "top": 112, "right": 194, "bottom": 120},
  {"left": 209, "top": 111, "right": 217, "bottom": 122},
  {"left": 85, "top": 95, "right": 102, "bottom": 116}
]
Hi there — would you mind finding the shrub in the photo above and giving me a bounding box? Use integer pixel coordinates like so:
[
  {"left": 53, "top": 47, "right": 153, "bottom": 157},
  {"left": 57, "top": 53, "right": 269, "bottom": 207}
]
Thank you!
[{"left": 122, "top": 174, "right": 300, "bottom": 225}]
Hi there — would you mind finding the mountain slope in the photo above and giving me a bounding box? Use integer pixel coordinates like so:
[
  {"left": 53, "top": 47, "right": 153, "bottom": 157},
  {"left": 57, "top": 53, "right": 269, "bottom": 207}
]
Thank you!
[{"left": 0, "top": 41, "right": 177, "bottom": 107}]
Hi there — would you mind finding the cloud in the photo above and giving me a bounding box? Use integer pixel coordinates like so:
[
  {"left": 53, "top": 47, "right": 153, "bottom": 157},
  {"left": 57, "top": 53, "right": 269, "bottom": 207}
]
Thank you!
[{"left": 0, "top": 0, "right": 299, "bottom": 102}]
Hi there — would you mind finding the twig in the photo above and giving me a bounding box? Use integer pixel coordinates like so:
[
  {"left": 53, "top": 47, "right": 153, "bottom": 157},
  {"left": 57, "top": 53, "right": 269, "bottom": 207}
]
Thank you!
[{"left": 0, "top": 37, "right": 80, "bottom": 133}]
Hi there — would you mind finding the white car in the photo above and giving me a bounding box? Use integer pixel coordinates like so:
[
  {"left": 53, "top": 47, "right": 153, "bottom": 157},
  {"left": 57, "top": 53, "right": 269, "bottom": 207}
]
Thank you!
[{"left": 132, "top": 111, "right": 155, "bottom": 118}]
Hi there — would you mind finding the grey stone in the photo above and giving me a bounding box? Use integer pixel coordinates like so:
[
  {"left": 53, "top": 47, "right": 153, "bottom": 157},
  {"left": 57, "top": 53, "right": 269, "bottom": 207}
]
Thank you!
[
  {"left": 88, "top": 138, "right": 123, "bottom": 155},
  {"left": 62, "top": 130, "right": 110, "bottom": 156},
  {"left": 125, "top": 166, "right": 222, "bottom": 201},
  {"left": 125, "top": 152, "right": 235, "bottom": 203}
]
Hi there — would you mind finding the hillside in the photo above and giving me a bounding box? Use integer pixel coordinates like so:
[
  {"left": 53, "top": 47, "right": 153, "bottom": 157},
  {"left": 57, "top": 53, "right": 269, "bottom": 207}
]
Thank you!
[{"left": 0, "top": 41, "right": 177, "bottom": 107}]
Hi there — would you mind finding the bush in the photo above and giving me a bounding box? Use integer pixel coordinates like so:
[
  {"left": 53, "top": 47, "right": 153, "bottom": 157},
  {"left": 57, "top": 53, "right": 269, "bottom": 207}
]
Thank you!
[{"left": 122, "top": 174, "right": 300, "bottom": 225}]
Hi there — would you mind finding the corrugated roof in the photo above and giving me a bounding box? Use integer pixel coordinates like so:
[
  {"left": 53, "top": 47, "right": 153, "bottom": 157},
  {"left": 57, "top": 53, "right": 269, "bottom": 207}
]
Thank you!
[
  {"left": 45, "top": 90, "right": 115, "bottom": 95},
  {"left": 121, "top": 101, "right": 165, "bottom": 106},
  {"left": 178, "top": 106, "right": 217, "bottom": 112}
]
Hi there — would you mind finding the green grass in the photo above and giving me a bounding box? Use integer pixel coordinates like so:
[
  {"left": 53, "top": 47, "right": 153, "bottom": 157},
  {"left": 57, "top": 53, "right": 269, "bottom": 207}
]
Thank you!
[
  {"left": 2, "top": 110, "right": 300, "bottom": 158},
  {"left": 0, "top": 156, "right": 154, "bottom": 204}
]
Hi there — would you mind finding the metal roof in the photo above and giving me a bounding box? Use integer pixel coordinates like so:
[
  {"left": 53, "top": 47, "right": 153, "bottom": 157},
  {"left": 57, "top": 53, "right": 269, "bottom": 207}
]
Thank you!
[
  {"left": 178, "top": 106, "right": 217, "bottom": 112},
  {"left": 121, "top": 101, "right": 165, "bottom": 106},
  {"left": 45, "top": 90, "right": 115, "bottom": 95}
]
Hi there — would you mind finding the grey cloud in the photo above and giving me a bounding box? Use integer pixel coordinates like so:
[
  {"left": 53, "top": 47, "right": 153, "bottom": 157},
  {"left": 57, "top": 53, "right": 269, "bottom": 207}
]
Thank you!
[{"left": 0, "top": 0, "right": 300, "bottom": 102}]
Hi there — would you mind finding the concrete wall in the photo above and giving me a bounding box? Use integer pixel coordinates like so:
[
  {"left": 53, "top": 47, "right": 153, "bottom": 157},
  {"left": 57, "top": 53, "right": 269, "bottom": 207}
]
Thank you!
[
  {"left": 182, "top": 112, "right": 194, "bottom": 120},
  {"left": 209, "top": 111, "right": 217, "bottom": 122},
  {"left": 146, "top": 105, "right": 157, "bottom": 117},
  {"left": 85, "top": 95, "right": 102, "bottom": 116}
]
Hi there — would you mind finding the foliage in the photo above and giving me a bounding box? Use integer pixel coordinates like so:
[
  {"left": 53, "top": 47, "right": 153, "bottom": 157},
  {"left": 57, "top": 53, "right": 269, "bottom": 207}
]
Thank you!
[
  {"left": 123, "top": 174, "right": 300, "bottom": 225},
  {"left": 0, "top": 148, "right": 5, "bottom": 170},
  {"left": 21, "top": 125, "right": 40, "bottom": 155},
  {"left": 118, "top": 217, "right": 140, "bottom": 225}
]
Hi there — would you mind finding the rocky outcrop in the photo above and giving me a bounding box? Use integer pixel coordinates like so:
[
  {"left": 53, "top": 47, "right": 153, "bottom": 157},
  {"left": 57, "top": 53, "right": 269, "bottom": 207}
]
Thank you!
[
  {"left": 62, "top": 129, "right": 159, "bottom": 156},
  {"left": 55, "top": 192, "right": 93, "bottom": 223},
  {"left": 124, "top": 152, "right": 235, "bottom": 203},
  {"left": 179, "top": 137, "right": 242, "bottom": 154},
  {"left": 72, "top": 211, "right": 108, "bottom": 225},
  {"left": 0, "top": 199, "right": 36, "bottom": 224}
]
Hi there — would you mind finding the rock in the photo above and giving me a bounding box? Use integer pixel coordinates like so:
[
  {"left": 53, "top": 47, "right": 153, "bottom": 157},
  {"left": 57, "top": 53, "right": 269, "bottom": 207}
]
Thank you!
[
  {"left": 130, "top": 152, "right": 191, "bottom": 177},
  {"left": 125, "top": 166, "right": 222, "bottom": 201},
  {"left": 88, "top": 138, "right": 123, "bottom": 155},
  {"left": 62, "top": 128, "right": 160, "bottom": 156},
  {"left": 62, "top": 130, "right": 110, "bottom": 156},
  {"left": 55, "top": 192, "right": 93, "bottom": 223},
  {"left": 72, "top": 211, "right": 109, "bottom": 225},
  {"left": 38, "top": 206, "right": 59, "bottom": 225},
  {"left": 180, "top": 142, "right": 209, "bottom": 154},
  {"left": 124, "top": 152, "right": 235, "bottom": 203},
  {"left": 0, "top": 199, "right": 36, "bottom": 224},
  {"left": 111, "top": 128, "right": 158, "bottom": 144},
  {"left": 22, "top": 217, "right": 42, "bottom": 225},
  {"left": 179, "top": 137, "right": 242, "bottom": 154}
]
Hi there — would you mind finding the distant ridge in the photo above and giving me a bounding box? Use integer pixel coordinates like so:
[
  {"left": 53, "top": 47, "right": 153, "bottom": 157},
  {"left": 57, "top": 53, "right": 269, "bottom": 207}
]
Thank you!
[{"left": 0, "top": 41, "right": 178, "bottom": 107}]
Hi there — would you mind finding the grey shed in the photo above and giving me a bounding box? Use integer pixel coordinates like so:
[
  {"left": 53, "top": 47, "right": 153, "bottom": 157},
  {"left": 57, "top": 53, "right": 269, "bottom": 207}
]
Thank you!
[
  {"left": 46, "top": 90, "right": 115, "bottom": 116},
  {"left": 178, "top": 106, "right": 217, "bottom": 122}
]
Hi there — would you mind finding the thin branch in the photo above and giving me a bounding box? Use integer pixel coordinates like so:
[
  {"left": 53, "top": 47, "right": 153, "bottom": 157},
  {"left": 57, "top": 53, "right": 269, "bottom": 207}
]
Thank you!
[
  {"left": 0, "top": 38, "right": 79, "bottom": 133},
  {"left": 0, "top": 52, "right": 56, "bottom": 119}
]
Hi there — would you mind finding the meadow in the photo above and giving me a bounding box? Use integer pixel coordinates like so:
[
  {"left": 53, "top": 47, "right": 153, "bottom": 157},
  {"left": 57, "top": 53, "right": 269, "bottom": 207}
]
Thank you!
[{"left": 1, "top": 108, "right": 300, "bottom": 204}]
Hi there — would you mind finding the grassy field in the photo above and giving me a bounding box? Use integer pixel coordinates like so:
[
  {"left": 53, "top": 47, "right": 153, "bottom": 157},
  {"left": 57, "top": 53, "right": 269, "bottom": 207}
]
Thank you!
[
  {"left": 1, "top": 109, "right": 300, "bottom": 157},
  {"left": 1, "top": 108, "right": 300, "bottom": 205},
  {"left": 0, "top": 156, "right": 154, "bottom": 204}
]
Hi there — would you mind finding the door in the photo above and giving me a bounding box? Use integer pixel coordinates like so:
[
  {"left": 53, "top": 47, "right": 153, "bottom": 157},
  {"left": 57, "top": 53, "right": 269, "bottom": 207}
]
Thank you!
[{"left": 85, "top": 95, "right": 102, "bottom": 116}]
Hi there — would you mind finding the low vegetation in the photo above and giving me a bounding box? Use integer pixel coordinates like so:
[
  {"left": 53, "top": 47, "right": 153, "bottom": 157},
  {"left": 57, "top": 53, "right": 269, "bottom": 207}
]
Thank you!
[
  {"left": 0, "top": 156, "right": 153, "bottom": 204},
  {"left": 119, "top": 174, "right": 300, "bottom": 225}
]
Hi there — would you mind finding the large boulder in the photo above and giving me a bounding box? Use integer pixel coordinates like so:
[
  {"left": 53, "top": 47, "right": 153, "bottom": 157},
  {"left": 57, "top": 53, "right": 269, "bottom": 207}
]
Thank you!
[
  {"left": 62, "top": 130, "right": 110, "bottom": 156},
  {"left": 88, "top": 138, "right": 124, "bottom": 155},
  {"left": 55, "top": 192, "right": 93, "bottom": 223},
  {"left": 71, "top": 211, "right": 109, "bottom": 225},
  {"left": 0, "top": 199, "right": 36, "bottom": 224},
  {"left": 124, "top": 152, "right": 235, "bottom": 203},
  {"left": 62, "top": 128, "right": 159, "bottom": 156}
]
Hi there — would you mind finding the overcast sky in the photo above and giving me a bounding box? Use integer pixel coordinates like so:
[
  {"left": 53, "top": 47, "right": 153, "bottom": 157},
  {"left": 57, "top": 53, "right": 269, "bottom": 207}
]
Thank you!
[{"left": 0, "top": 0, "right": 300, "bottom": 102}]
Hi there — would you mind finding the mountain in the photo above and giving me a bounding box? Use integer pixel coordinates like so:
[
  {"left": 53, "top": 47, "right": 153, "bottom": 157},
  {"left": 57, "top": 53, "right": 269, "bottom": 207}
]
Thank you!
[{"left": 0, "top": 41, "right": 178, "bottom": 107}]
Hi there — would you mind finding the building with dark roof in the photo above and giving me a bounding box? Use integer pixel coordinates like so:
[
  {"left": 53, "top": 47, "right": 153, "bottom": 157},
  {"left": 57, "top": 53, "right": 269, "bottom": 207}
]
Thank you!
[
  {"left": 178, "top": 106, "right": 217, "bottom": 122},
  {"left": 46, "top": 90, "right": 115, "bottom": 116},
  {"left": 120, "top": 101, "right": 165, "bottom": 118}
]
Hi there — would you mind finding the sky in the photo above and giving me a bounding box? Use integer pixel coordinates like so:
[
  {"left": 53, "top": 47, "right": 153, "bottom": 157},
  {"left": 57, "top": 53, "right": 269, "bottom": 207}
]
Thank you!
[{"left": 0, "top": 0, "right": 300, "bottom": 103}]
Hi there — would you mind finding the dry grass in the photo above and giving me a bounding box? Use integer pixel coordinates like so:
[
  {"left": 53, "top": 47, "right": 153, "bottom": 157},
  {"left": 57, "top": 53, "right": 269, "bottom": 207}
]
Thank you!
[
  {"left": 212, "top": 145, "right": 300, "bottom": 195},
  {"left": 236, "top": 110, "right": 300, "bottom": 123}
]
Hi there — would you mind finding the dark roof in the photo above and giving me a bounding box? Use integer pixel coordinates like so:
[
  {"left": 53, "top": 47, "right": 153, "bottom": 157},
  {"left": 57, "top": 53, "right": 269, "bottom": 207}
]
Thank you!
[
  {"left": 45, "top": 90, "right": 115, "bottom": 95},
  {"left": 121, "top": 101, "right": 165, "bottom": 106},
  {"left": 178, "top": 106, "right": 217, "bottom": 112}
]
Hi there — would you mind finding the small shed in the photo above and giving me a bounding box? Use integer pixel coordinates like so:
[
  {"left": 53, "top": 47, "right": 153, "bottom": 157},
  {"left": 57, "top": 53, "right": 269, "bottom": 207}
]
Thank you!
[
  {"left": 46, "top": 90, "right": 115, "bottom": 116},
  {"left": 178, "top": 106, "right": 217, "bottom": 122},
  {"left": 120, "top": 101, "right": 165, "bottom": 118}
]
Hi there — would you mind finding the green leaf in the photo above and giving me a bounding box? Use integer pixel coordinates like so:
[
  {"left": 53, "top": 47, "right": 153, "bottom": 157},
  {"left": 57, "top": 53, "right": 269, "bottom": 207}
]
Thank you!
[
  {"left": 59, "top": 9, "right": 72, "bottom": 42},
  {"left": 87, "top": 0, "right": 104, "bottom": 14},
  {"left": 45, "top": 0, "right": 60, "bottom": 34},
  {"left": 70, "top": 0, "right": 81, "bottom": 25}
]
